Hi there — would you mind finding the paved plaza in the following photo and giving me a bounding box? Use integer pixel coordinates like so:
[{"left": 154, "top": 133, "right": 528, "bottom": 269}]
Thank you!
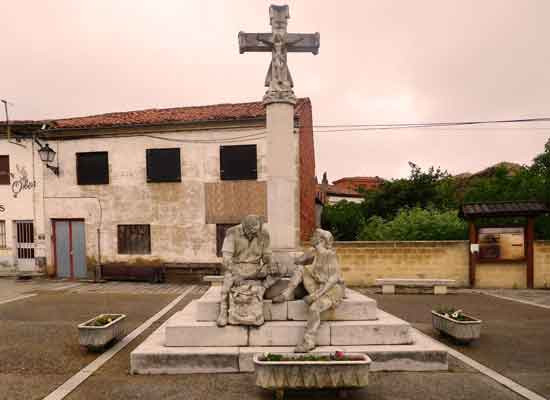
[{"left": 1, "top": 278, "right": 549, "bottom": 399}]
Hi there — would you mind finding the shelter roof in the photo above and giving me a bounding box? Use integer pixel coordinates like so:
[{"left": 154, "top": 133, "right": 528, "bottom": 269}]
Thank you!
[{"left": 460, "top": 201, "right": 549, "bottom": 219}]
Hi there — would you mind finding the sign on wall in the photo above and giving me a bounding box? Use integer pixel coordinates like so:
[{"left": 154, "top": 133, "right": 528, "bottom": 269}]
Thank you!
[{"left": 478, "top": 227, "right": 525, "bottom": 261}]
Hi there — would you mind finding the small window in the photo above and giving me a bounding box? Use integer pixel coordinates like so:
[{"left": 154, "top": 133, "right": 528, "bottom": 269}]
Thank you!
[
  {"left": 220, "top": 144, "right": 257, "bottom": 180},
  {"left": 0, "top": 155, "right": 10, "bottom": 185},
  {"left": 146, "top": 148, "right": 181, "bottom": 182},
  {"left": 0, "top": 221, "right": 6, "bottom": 248},
  {"left": 216, "top": 224, "right": 237, "bottom": 257},
  {"left": 117, "top": 225, "right": 151, "bottom": 255},
  {"left": 478, "top": 227, "right": 525, "bottom": 261},
  {"left": 76, "top": 152, "right": 109, "bottom": 185}
]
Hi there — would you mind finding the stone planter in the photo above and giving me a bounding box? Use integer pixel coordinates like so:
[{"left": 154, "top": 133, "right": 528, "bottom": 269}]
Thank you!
[
  {"left": 432, "top": 311, "right": 482, "bottom": 343},
  {"left": 78, "top": 314, "right": 126, "bottom": 351},
  {"left": 254, "top": 353, "right": 370, "bottom": 399}
]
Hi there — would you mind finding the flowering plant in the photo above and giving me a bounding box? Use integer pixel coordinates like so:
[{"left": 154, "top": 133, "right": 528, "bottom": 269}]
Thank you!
[{"left": 434, "top": 306, "right": 469, "bottom": 321}]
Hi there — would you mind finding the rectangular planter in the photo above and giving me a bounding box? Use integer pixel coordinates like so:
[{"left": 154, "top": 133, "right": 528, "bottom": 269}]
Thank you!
[
  {"left": 432, "top": 311, "right": 482, "bottom": 343},
  {"left": 78, "top": 313, "right": 127, "bottom": 350},
  {"left": 254, "top": 353, "right": 370, "bottom": 398}
]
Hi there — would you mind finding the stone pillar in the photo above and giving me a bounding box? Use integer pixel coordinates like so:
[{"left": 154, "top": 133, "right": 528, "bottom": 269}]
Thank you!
[{"left": 265, "top": 101, "right": 299, "bottom": 268}]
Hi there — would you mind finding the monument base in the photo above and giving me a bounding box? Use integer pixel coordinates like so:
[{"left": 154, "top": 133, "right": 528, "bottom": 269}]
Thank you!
[{"left": 130, "top": 289, "right": 449, "bottom": 374}]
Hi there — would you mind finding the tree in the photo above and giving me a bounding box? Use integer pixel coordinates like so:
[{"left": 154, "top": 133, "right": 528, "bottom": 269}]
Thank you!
[{"left": 320, "top": 201, "right": 365, "bottom": 241}]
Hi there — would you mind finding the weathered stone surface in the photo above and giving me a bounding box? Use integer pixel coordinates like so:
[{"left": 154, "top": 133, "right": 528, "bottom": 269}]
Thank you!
[
  {"left": 248, "top": 321, "right": 330, "bottom": 346},
  {"left": 262, "top": 300, "right": 287, "bottom": 321},
  {"left": 196, "top": 286, "right": 288, "bottom": 321},
  {"left": 376, "top": 278, "right": 457, "bottom": 287},
  {"left": 287, "top": 289, "right": 377, "bottom": 321},
  {"left": 165, "top": 307, "right": 248, "bottom": 347},
  {"left": 330, "top": 311, "right": 413, "bottom": 346},
  {"left": 131, "top": 324, "right": 239, "bottom": 374}
]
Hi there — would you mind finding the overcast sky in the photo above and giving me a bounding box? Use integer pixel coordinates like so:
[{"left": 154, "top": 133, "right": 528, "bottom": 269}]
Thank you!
[{"left": 3, "top": 0, "right": 549, "bottom": 180}]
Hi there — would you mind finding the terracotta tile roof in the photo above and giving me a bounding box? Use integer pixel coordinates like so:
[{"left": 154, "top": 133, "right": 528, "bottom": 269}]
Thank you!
[
  {"left": 50, "top": 98, "right": 310, "bottom": 130},
  {"left": 461, "top": 201, "right": 549, "bottom": 219}
]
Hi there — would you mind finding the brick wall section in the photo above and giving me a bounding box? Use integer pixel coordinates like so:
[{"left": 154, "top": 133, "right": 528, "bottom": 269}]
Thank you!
[
  {"left": 296, "top": 98, "right": 316, "bottom": 243},
  {"left": 534, "top": 241, "right": 550, "bottom": 288},
  {"left": 335, "top": 241, "right": 470, "bottom": 287}
]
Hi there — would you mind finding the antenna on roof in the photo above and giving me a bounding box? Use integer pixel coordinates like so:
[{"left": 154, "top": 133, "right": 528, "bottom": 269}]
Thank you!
[{"left": 1, "top": 99, "right": 14, "bottom": 141}]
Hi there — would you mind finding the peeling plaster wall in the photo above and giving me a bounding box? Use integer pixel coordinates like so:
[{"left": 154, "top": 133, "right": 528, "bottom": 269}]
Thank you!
[{"left": 43, "top": 128, "right": 270, "bottom": 268}]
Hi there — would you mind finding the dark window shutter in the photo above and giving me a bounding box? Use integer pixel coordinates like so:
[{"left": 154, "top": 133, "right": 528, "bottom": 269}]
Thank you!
[
  {"left": 220, "top": 145, "right": 257, "bottom": 180},
  {"left": 0, "top": 155, "right": 10, "bottom": 185},
  {"left": 76, "top": 152, "right": 109, "bottom": 185},
  {"left": 146, "top": 148, "right": 181, "bottom": 182}
]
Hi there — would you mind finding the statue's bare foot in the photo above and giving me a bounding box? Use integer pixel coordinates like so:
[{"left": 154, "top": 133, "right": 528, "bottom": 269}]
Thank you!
[{"left": 294, "top": 341, "right": 315, "bottom": 353}]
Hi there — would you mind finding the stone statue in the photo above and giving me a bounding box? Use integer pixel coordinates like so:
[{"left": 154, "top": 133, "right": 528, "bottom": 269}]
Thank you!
[
  {"left": 274, "top": 229, "right": 345, "bottom": 352},
  {"left": 238, "top": 4, "right": 320, "bottom": 104},
  {"left": 217, "top": 215, "right": 278, "bottom": 327}
]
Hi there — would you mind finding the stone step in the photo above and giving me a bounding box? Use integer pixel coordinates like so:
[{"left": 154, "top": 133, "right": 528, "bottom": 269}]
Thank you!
[
  {"left": 131, "top": 326, "right": 447, "bottom": 374},
  {"left": 165, "top": 302, "right": 412, "bottom": 347},
  {"left": 195, "top": 286, "right": 378, "bottom": 322}
]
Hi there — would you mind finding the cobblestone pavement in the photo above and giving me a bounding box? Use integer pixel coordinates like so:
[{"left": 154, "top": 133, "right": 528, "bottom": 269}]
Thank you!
[{"left": 481, "top": 288, "right": 550, "bottom": 307}]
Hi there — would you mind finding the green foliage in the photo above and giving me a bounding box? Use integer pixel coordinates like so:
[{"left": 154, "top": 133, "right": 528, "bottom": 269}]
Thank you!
[
  {"left": 321, "top": 200, "right": 365, "bottom": 241},
  {"left": 363, "top": 163, "right": 459, "bottom": 219},
  {"left": 320, "top": 139, "right": 550, "bottom": 240},
  {"left": 358, "top": 207, "right": 468, "bottom": 241}
]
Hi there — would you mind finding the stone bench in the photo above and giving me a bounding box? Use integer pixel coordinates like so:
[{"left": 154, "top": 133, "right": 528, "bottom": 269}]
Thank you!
[
  {"left": 203, "top": 275, "right": 224, "bottom": 286},
  {"left": 375, "top": 279, "right": 456, "bottom": 295}
]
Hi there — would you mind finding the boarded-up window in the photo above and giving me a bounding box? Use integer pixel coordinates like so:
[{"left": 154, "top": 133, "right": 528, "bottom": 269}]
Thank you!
[
  {"left": 0, "top": 156, "right": 10, "bottom": 185},
  {"left": 216, "top": 224, "right": 237, "bottom": 257},
  {"left": 117, "top": 225, "right": 151, "bottom": 254},
  {"left": 146, "top": 148, "right": 181, "bottom": 182},
  {"left": 220, "top": 144, "right": 257, "bottom": 181},
  {"left": 76, "top": 152, "right": 109, "bottom": 185},
  {"left": 0, "top": 221, "right": 6, "bottom": 248}
]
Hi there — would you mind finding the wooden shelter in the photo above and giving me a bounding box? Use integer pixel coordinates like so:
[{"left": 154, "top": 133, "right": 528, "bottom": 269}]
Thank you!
[{"left": 460, "top": 201, "right": 549, "bottom": 288}]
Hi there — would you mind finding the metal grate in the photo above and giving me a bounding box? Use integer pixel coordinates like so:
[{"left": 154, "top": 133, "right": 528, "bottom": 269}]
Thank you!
[
  {"left": 117, "top": 224, "right": 151, "bottom": 255},
  {"left": 0, "top": 221, "right": 6, "bottom": 248},
  {"left": 15, "top": 221, "right": 34, "bottom": 259}
]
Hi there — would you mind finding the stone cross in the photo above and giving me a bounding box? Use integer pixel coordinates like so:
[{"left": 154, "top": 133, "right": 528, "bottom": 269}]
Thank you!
[{"left": 238, "top": 5, "right": 320, "bottom": 104}]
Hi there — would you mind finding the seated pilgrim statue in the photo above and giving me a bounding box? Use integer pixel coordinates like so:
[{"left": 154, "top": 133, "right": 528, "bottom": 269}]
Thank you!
[
  {"left": 217, "top": 215, "right": 278, "bottom": 327},
  {"left": 274, "top": 228, "right": 346, "bottom": 352}
]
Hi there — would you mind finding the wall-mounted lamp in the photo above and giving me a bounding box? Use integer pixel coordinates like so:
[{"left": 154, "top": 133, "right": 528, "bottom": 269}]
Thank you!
[{"left": 35, "top": 138, "right": 59, "bottom": 175}]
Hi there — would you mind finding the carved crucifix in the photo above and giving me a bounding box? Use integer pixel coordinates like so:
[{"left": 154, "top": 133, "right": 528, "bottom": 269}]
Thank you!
[{"left": 238, "top": 5, "right": 320, "bottom": 104}]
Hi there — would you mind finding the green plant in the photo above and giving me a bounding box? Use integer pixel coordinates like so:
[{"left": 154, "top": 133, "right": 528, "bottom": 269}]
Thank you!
[
  {"left": 358, "top": 207, "right": 468, "bottom": 241},
  {"left": 262, "top": 352, "right": 361, "bottom": 362},
  {"left": 87, "top": 314, "right": 121, "bottom": 327},
  {"left": 434, "top": 306, "right": 471, "bottom": 321}
]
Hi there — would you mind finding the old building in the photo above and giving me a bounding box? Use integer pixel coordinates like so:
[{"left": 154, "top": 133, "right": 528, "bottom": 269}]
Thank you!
[
  {"left": 0, "top": 121, "right": 46, "bottom": 274},
  {"left": 2, "top": 99, "right": 315, "bottom": 279}
]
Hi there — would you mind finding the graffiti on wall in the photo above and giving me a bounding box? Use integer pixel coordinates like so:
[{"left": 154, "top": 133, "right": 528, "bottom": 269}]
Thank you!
[{"left": 10, "top": 165, "right": 36, "bottom": 198}]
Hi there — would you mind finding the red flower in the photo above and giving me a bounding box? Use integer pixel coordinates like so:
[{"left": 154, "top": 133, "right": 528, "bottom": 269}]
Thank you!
[{"left": 335, "top": 351, "right": 344, "bottom": 358}]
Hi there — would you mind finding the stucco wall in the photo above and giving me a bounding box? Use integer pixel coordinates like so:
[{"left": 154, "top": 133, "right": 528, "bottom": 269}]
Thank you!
[
  {"left": 335, "top": 241, "right": 470, "bottom": 287},
  {"left": 0, "top": 137, "right": 44, "bottom": 271},
  {"left": 43, "top": 127, "right": 268, "bottom": 269}
]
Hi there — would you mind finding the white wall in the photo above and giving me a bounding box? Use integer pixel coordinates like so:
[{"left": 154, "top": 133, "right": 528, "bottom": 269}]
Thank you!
[
  {"left": 0, "top": 137, "right": 45, "bottom": 272},
  {"left": 43, "top": 127, "right": 268, "bottom": 272},
  {"left": 328, "top": 195, "right": 363, "bottom": 204}
]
